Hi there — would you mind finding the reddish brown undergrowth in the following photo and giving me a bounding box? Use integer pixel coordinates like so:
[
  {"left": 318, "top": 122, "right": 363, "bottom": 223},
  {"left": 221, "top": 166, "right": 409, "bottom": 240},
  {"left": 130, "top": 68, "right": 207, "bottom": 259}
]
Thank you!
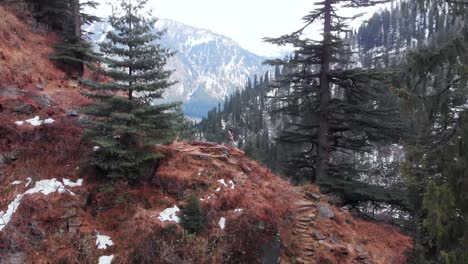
[{"left": 0, "top": 5, "right": 64, "bottom": 88}]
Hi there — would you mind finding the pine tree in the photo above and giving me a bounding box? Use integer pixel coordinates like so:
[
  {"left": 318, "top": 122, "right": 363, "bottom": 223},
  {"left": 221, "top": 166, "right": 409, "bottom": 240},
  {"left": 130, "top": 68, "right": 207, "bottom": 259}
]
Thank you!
[
  {"left": 264, "top": 0, "right": 408, "bottom": 207},
  {"left": 399, "top": 1, "right": 468, "bottom": 261},
  {"left": 180, "top": 195, "right": 206, "bottom": 234},
  {"left": 27, "top": 0, "right": 100, "bottom": 77},
  {"left": 81, "top": 0, "right": 179, "bottom": 181}
]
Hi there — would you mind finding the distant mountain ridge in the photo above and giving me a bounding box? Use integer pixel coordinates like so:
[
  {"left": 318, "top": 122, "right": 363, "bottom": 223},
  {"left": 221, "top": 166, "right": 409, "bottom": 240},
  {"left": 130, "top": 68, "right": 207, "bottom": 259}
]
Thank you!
[{"left": 86, "top": 18, "right": 271, "bottom": 118}]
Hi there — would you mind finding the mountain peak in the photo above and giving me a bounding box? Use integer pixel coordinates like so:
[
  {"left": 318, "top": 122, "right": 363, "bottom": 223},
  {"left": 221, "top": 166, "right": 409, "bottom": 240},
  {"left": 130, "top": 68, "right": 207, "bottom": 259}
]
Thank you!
[{"left": 87, "top": 18, "right": 270, "bottom": 118}]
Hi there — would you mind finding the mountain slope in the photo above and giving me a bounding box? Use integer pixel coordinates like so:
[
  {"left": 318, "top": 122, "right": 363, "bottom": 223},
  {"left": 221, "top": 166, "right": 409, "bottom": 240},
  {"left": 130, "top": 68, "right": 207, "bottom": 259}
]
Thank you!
[
  {"left": 86, "top": 19, "right": 270, "bottom": 118},
  {"left": 0, "top": 5, "right": 412, "bottom": 263}
]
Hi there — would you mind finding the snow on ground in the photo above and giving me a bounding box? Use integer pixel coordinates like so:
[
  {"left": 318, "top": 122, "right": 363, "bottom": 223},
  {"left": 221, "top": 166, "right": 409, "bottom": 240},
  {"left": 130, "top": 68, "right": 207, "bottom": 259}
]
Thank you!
[
  {"left": 63, "top": 179, "right": 83, "bottom": 187},
  {"left": 25, "top": 177, "right": 32, "bottom": 187},
  {"left": 157, "top": 205, "right": 180, "bottom": 223},
  {"left": 217, "top": 179, "right": 235, "bottom": 190},
  {"left": 234, "top": 208, "right": 243, "bottom": 213},
  {"left": 10, "top": 181, "right": 22, "bottom": 185},
  {"left": 218, "top": 217, "right": 226, "bottom": 230},
  {"left": 217, "top": 179, "right": 228, "bottom": 187},
  {"left": 96, "top": 233, "right": 114, "bottom": 249},
  {"left": 14, "top": 116, "right": 55, "bottom": 126},
  {"left": 0, "top": 178, "right": 83, "bottom": 231},
  {"left": 98, "top": 255, "right": 114, "bottom": 264}
]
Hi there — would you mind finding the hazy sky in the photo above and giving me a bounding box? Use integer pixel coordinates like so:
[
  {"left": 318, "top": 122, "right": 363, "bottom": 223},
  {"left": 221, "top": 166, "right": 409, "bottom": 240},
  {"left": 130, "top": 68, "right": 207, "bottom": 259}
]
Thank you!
[{"left": 88, "top": 0, "right": 389, "bottom": 56}]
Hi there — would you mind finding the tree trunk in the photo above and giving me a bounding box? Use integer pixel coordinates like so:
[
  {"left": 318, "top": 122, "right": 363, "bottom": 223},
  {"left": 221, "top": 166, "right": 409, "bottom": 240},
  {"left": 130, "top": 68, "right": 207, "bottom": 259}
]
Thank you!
[
  {"left": 71, "top": 0, "right": 81, "bottom": 39},
  {"left": 70, "top": 0, "right": 84, "bottom": 77},
  {"left": 316, "top": 0, "right": 332, "bottom": 183}
]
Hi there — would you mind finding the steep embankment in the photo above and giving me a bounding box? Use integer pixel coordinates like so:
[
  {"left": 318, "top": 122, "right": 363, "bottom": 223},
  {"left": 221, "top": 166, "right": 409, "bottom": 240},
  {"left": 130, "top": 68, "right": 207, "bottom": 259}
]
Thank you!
[{"left": 0, "top": 5, "right": 412, "bottom": 264}]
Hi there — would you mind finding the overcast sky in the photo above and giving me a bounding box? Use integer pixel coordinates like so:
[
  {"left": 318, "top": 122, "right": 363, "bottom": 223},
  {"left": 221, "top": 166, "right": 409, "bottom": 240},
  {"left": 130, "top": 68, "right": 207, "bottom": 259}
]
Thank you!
[{"left": 88, "top": 0, "right": 389, "bottom": 56}]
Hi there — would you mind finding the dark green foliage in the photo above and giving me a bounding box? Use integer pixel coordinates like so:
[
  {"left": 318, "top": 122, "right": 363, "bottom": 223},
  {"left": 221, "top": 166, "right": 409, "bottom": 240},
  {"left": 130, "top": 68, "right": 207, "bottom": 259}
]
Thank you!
[
  {"left": 262, "top": 0, "right": 406, "bottom": 207},
  {"left": 180, "top": 195, "right": 206, "bottom": 234},
  {"left": 27, "top": 0, "right": 100, "bottom": 76},
  {"left": 396, "top": 0, "right": 468, "bottom": 262},
  {"left": 81, "top": 0, "right": 179, "bottom": 181}
]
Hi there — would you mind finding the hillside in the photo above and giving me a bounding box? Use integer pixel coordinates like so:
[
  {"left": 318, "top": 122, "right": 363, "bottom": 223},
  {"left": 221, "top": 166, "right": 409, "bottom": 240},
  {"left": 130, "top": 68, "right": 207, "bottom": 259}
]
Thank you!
[
  {"left": 0, "top": 4, "right": 412, "bottom": 264},
  {"left": 86, "top": 19, "right": 270, "bottom": 118}
]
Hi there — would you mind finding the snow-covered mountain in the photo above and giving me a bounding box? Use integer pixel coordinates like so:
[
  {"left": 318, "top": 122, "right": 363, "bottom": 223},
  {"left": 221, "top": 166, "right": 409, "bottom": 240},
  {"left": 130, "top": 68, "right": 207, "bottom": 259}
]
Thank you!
[{"left": 86, "top": 19, "right": 270, "bottom": 118}]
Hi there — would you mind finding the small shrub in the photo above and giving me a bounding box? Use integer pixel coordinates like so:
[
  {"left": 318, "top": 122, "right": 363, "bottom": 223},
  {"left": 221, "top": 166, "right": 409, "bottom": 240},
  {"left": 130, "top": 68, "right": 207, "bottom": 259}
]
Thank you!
[
  {"left": 180, "top": 195, "right": 206, "bottom": 235},
  {"left": 165, "top": 223, "right": 178, "bottom": 235}
]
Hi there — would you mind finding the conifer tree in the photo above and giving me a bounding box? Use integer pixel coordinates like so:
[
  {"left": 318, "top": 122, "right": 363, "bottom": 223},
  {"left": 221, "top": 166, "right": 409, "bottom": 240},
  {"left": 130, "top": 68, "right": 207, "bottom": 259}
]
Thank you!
[
  {"left": 264, "top": 0, "right": 407, "bottom": 206},
  {"left": 81, "top": 0, "right": 179, "bottom": 180},
  {"left": 27, "top": 0, "right": 100, "bottom": 76},
  {"left": 180, "top": 195, "right": 206, "bottom": 234},
  {"left": 49, "top": 0, "right": 100, "bottom": 77},
  {"left": 398, "top": 1, "right": 468, "bottom": 261}
]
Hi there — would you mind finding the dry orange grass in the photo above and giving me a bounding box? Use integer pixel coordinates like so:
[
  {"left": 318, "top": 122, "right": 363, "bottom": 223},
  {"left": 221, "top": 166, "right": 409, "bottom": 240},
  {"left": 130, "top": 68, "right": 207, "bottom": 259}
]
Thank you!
[{"left": 0, "top": 6, "right": 64, "bottom": 88}]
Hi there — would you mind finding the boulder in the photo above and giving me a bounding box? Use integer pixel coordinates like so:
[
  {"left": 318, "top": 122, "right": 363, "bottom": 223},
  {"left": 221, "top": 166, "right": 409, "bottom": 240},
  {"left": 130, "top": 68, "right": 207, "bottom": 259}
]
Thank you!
[
  {"left": 317, "top": 203, "right": 335, "bottom": 219},
  {"left": 35, "top": 83, "right": 44, "bottom": 90},
  {"left": 14, "top": 103, "right": 37, "bottom": 115},
  {"left": 77, "top": 115, "right": 89, "bottom": 125},
  {"left": 0, "top": 151, "right": 19, "bottom": 165},
  {"left": 305, "top": 192, "right": 321, "bottom": 200},
  {"left": 31, "top": 94, "right": 53, "bottom": 108},
  {"left": 68, "top": 217, "right": 83, "bottom": 234},
  {"left": 66, "top": 109, "right": 79, "bottom": 116},
  {"left": 311, "top": 231, "right": 326, "bottom": 240}
]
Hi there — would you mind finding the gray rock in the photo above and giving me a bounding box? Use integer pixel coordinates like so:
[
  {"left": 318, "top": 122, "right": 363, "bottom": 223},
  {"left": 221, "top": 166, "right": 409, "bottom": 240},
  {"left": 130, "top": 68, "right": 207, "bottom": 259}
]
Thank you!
[
  {"left": 0, "top": 151, "right": 19, "bottom": 165},
  {"left": 358, "top": 253, "right": 369, "bottom": 260},
  {"left": 14, "top": 103, "right": 37, "bottom": 115},
  {"left": 0, "top": 86, "right": 22, "bottom": 97},
  {"left": 68, "top": 217, "right": 83, "bottom": 234},
  {"left": 77, "top": 115, "right": 89, "bottom": 125},
  {"left": 330, "top": 234, "right": 340, "bottom": 244},
  {"left": 311, "top": 231, "right": 326, "bottom": 240},
  {"left": 241, "top": 164, "right": 252, "bottom": 173},
  {"left": 32, "top": 94, "right": 54, "bottom": 108},
  {"left": 305, "top": 192, "right": 321, "bottom": 200},
  {"left": 317, "top": 203, "right": 335, "bottom": 218},
  {"left": 0, "top": 252, "right": 26, "bottom": 264},
  {"left": 356, "top": 244, "right": 366, "bottom": 254},
  {"left": 66, "top": 109, "right": 79, "bottom": 116}
]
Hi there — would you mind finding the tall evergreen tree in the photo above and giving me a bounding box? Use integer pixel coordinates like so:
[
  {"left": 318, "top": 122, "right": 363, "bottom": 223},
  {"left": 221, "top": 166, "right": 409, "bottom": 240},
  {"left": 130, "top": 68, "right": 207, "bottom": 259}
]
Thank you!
[
  {"left": 81, "top": 0, "right": 179, "bottom": 181},
  {"left": 27, "top": 0, "right": 100, "bottom": 76},
  {"left": 398, "top": 1, "right": 468, "bottom": 261},
  {"left": 264, "top": 0, "right": 407, "bottom": 207}
]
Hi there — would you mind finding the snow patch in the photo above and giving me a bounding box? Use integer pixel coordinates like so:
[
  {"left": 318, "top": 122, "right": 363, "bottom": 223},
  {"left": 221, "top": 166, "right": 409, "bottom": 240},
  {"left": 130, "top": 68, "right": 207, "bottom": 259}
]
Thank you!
[
  {"left": 234, "top": 208, "right": 243, "bottom": 213},
  {"left": 14, "top": 116, "right": 55, "bottom": 127},
  {"left": 63, "top": 178, "right": 83, "bottom": 187},
  {"left": 217, "top": 179, "right": 228, "bottom": 187},
  {"left": 0, "top": 178, "right": 83, "bottom": 231},
  {"left": 218, "top": 217, "right": 226, "bottom": 230},
  {"left": 228, "top": 180, "right": 235, "bottom": 190},
  {"left": 25, "top": 178, "right": 32, "bottom": 187},
  {"left": 10, "top": 181, "right": 22, "bottom": 185},
  {"left": 98, "top": 255, "right": 114, "bottom": 264},
  {"left": 157, "top": 205, "right": 180, "bottom": 223},
  {"left": 96, "top": 233, "right": 114, "bottom": 249},
  {"left": 215, "top": 187, "right": 221, "bottom": 192}
]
